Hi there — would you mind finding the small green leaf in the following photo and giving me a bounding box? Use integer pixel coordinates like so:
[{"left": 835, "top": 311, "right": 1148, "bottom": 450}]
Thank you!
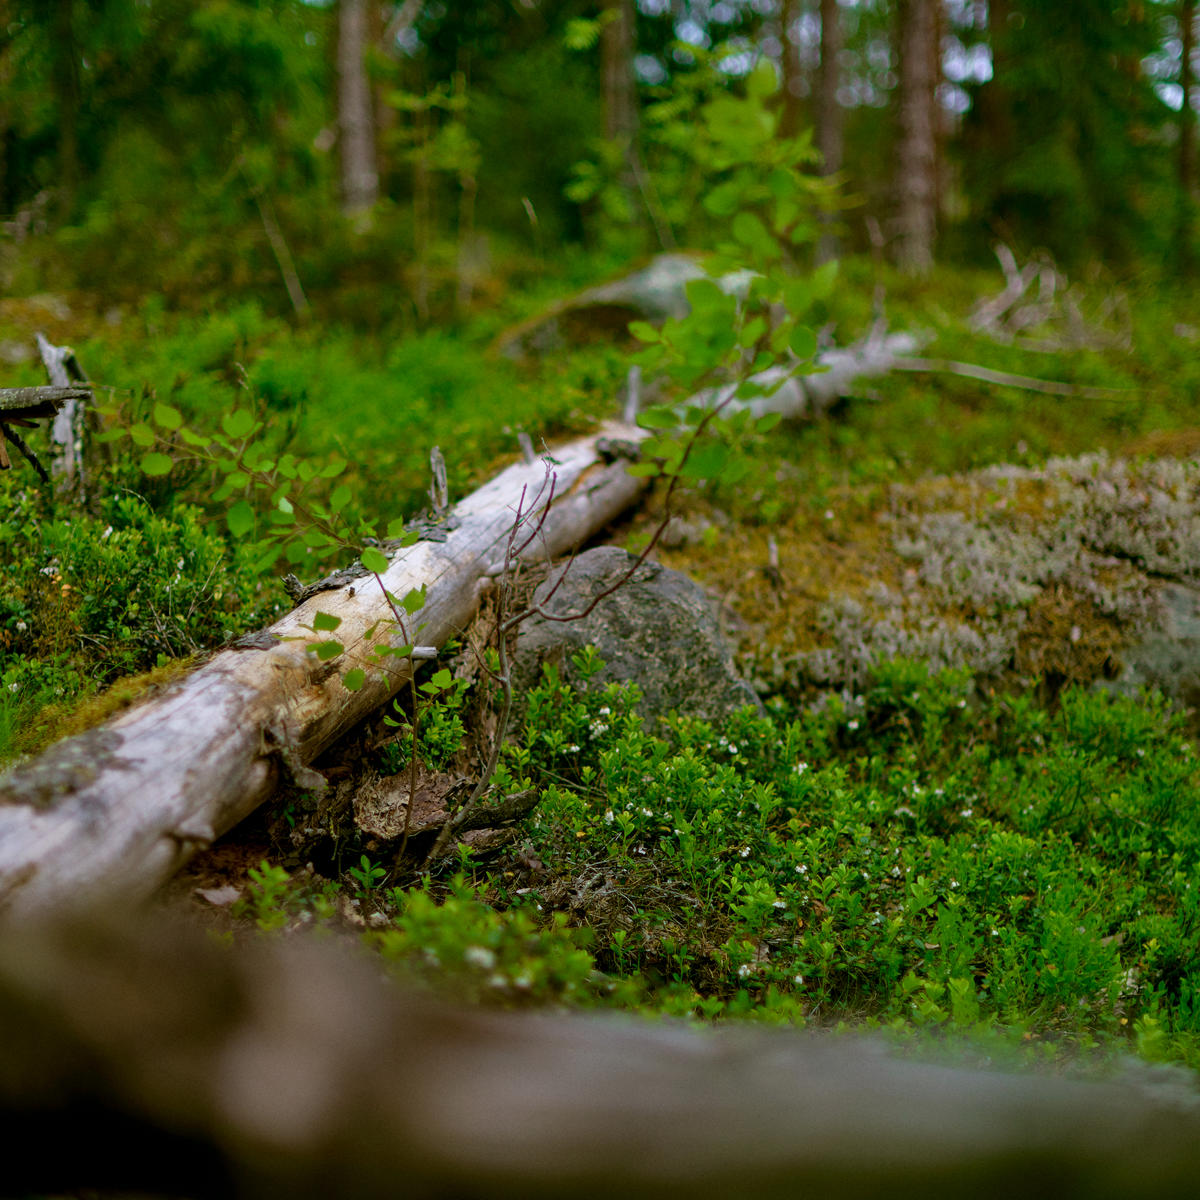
[
  {"left": 141, "top": 452, "right": 173, "bottom": 476},
  {"left": 386, "top": 517, "right": 408, "bottom": 539},
  {"left": 636, "top": 405, "right": 679, "bottom": 431},
  {"left": 626, "top": 461, "right": 662, "bottom": 478},
  {"left": 330, "top": 485, "right": 352, "bottom": 512},
  {"left": 360, "top": 546, "right": 389, "bottom": 574},
  {"left": 227, "top": 500, "right": 255, "bottom": 538},
  {"left": 153, "top": 403, "right": 183, "bottom": 431},
  {"left": 178, "top": 427, "right": 210, "bottom": 449},
  {"left": 277, "top": 495, "right": 294, "bottom": 515},
  {"left": 756, "top": 412, "right": 783, "bottom": 433},
  {"left": 310, "top": 640, "right": 343, "bottom": 661},
  {"left": 789, "top": 324, "right": 818, "bottom": 360},
  {"left": 342, "top": 668, "right": 366, "bottom": 692},
  {"left": 430, "top": 668, "right": 453, "bottom": 688},
  {"left": 221, "top": 410, "right": 255, "bottom": 439},
  {"left": 628, "top": 320, "right": 660, "bottom": 343},
  {"left": 401, "top": 585, "right": 426, "bottom": 614},
  {"left": 321, "top": 458, "right": 347, "bottom": 479},
  {"left": 129, "top": 423, "right": 155, "bottom": 447},
  {"left": 312, "top": 611, "right": 342, "bottom": 632}
]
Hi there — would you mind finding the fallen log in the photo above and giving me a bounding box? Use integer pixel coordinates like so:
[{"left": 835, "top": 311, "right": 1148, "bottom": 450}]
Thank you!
[
  {"left": 4, "top": 914, "right": 1200, "bottom": 1200},
  {"left": 0, "top": 422, "right": 650, "bottom": 918}
]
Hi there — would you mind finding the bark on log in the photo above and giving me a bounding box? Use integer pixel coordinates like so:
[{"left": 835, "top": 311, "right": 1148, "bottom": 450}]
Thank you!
[
  {"left": 4, "top": 915, "right": 1200, "bottom": 1200},
  {"left": 0, "top": 423, "right": 649, "bottom": 918}
]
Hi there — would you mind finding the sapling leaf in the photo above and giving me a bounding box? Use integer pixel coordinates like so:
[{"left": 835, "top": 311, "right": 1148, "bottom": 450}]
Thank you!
[
  {"left": 129, "top": 423, "right": 155, "bottom": 447},
  {"left": 153, "top": 402, "right": 182, "bottom": 430},
  {"left": 310, "top": 640, "right": 343, "bottom": 661},
  {"left": 386, "top": 518, "right": 408, "bottom": 539},
  {"left": 227, "top": 500, "right": 255, "bottom": 538},
  {"left": 401, "top": 585, "right": 426, "bottom": 614},
  {"left": 756, "top": 412, "right": 783, "bottom": 433},
  {"left": 141, "top": 452, "right": 173, "bottom": 476},
  {"left": 330, "top": 485, "right": 351, "bottom": 512},
  {"left": 628, "top": 320, "right": 661, "bottom": 343},
  {"left": 342, "top": 668, "right": 366, "bottom": 692},
  {"left": 637, "top": 405, "right": 679, "bottom": 430},
  {"left": 360, "top": 546, "right": 389, "bottom": 574},
  {"left": 221, "top": 410, "right": 255, "bottom": 439},
  {"left": 312, "top": 611, "right": 342, "bottom": 632},
  {"left": 789, "top": 324, "right": 818, "bottom": 360},
  {"left": 321, "top": 458, "right": 347, "bottom": 479},
  {"left": 626, "top": 462, "right": 662, "bottom": 478}
]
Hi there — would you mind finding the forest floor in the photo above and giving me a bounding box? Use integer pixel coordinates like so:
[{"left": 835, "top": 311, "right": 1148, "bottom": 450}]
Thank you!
[{"left": 5, "top": 252, "right": 1200, "bottom": 1073}]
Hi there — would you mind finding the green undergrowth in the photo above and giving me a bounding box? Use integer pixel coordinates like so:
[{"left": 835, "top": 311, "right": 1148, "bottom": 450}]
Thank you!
[{"left": 235, "top": 653, "right": 1200, "bottom": 1073}]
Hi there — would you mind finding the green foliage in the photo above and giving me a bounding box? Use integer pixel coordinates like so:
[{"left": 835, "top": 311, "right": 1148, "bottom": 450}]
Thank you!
[
  {"left": 505, "top": 654, "right": 1200, "bottom": 1061},
  {"left": 374, "top": 875, "right": 602, "bottom": 1007}
]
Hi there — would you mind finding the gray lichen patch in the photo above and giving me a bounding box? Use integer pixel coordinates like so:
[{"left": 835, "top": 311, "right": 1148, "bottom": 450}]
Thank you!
[
  {"left": 0, "top": 726, "right": 130, "bottom": 812},
  {"left": 656, "top": 452, "right": 1200, "bottom": 707}
]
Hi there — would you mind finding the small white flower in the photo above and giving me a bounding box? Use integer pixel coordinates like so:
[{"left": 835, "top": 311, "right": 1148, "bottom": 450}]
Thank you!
[
  {"left": 599, "top": 706, "right": 611, "bottom": 716},
  {"left": 793, "top": 974, "right": 805, "bottom": 986},
  {"left": 848, "top": 719, "right": 859, "bottom": 731},
  {"left": 640, "top": 807, "right": 653, "bottom": 817},
  {"left": 795, "top": 864, "right": 808, "bottom": 875},
  {"left": 513, "top": 974, "right": 532, "bottom": 989},
  {"left": 950, "top": 879, "right": 959, "bottom": 889},
  {"left": 15, "top": 620, "right": 27, "bottom": 633},
  {"left": 487, "top": 974, "right": 508, "bottom": 989},
  {"left": 793, "top": 761, "right": 810, "bottom": 775},
  {"left": 603, "top": 809, "right": 615, "bottom": 824},
  {"left": 772, "top": 900, "right": 787, "bottom": 909},
  {"left": 737, "top": 963, "right": 753, "bottom": 978},
  {"left": 566, "top": 743, "right": 581, "bottom": 753},
  {"left": 727, "top": 743, "right": 739, "bottom": 755},
  {"left": 956, "top": 699, "right": 966, "bottom": 708},
  {"left": 824, "top": 509, "right": 834, "bottom": 520},
  {"left": 891, "top": 866, "right": 902, "bottom": 878},
  {"left": 739, "top": 846, "right": 751, "bottom": 858},
  {"left": 960, "top": 808, "right": 973, "bottom": 819},
  {"left": 464, "top": 946, "right": 497, "bottom": 970}
]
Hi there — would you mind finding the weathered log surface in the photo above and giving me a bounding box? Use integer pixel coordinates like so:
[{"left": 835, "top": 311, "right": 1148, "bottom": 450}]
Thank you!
[
  {"left": 3, "top": 915, "right": 1200, "bottom": 1200},
  {"left": 0, "top": 423, "right": 650, "bottom": 918},
  {"left": 0, "top": 384, "right": 84, "bottom": 419}
]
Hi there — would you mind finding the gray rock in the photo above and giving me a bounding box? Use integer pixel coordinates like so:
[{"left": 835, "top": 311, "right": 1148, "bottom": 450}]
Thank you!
[
  {"left": 511, "top": 547, "right": 762, "bottom": 727},
  {"left": 1110, "top": 582, "right": 1200, "bottom": 709}
]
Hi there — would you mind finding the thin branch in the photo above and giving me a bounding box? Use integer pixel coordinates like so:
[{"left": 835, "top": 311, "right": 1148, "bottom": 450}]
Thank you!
[{"left": 893, "top": 356, "right": 1129, "bottom": 400}]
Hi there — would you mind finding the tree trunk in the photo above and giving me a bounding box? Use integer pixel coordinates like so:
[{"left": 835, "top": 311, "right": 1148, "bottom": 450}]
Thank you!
[
  {"left": 5, "top": 915, "right": 1200, "bottom": 1200},
  {"left": 815, "top": 0, "right": 844, "bottom": 262},
  {"left": 0, "top": 427, "right": 650, "bottom": 918},
  {"left": 778, "top": 0, "right": 807, "bottom": 140},
  {"left": 894, "top": 0, "right": 939, "bottom": 274},
  {"left": 51, "top": 0, "right": 80, "bottom": 223},
  {"left": 338, "top": 0, "right": 380, "bottom": 218},
  {"left": 1180, "top": 0, "right": 1197, "bottom": 271},
  {"left": 601, "top": 0, "right": 639, "bottom": 212}
]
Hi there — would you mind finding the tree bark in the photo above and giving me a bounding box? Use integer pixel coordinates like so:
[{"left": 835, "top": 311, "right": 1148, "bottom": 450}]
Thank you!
[
  {"left": 0, "top": 426, "right": 650, "bottom": 918},
  {"left": 51, "top": 0, "right": 80, "bottom": 223},
  {"left": 4, "top": 915, "right": 1200, "bottom": 1200},
  {"left": 338, "top": 0, "right": 380, "bottom": 218},
  {"left": 815, "top": 0, "right": 844, "bottom": 262},
  {"left": 778, "top": 0, "right": 807, "bottom": 140},
  {"left": 894, "top": 0, "right": 939, "bottom": 274},
  {"left": 1180, "top": 0, "right": 1197, "bottom": 271},
  {"left": 601, "top": 0, "right": 639, "bottom": 215}
]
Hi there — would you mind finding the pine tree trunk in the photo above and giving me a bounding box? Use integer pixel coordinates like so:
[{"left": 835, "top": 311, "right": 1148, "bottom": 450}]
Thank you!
[
  {"left": 778, "top": 0, "right": 807, "bottom": 140},
  {"left": 338, "top": 0, "right": 380, "bottom": 218},
  {"left": 51, "top": 0, "right": 79, "bottom": 223},
  {"left": 815, "top": 0, "right": 843, "bottom": 262},
  {"left": 1180, "top": 0, "right": 1197, "bottom": 271},
  {"left": 601, "top": 0, "right": 639, "bottom": 212},
  {"left": 894, "top": 0, "right": 939, "bottom": 274}
]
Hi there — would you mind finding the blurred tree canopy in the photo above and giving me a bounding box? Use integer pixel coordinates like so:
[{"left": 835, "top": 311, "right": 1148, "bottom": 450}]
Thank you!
[{"left": 0, "top": 0, "right": 1194, "bottom": 321}]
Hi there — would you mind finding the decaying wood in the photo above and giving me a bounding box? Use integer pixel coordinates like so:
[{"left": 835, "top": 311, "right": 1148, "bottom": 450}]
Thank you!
[
  {"left": 38, "top": 332, "right": 92, "bottom": 494},
  {"left": 0, "top": 424, "right": 651, "bottom": 918},
  {"left": 3, "top": 914, "right": 1200, "bottom": 1200},
  {"left": 0, "top": 384, "right": 86, "bottom": 419}
]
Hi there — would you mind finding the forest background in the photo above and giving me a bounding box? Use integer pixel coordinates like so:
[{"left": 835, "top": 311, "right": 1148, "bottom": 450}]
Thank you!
[{"left": 6, "top": 0, "right": 1200, "bottom": 1087}]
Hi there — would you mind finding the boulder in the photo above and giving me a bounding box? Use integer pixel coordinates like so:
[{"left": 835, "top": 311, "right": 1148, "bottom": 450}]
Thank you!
[{"left": 512, "top": 547, "right": 762, "bottom": 726}]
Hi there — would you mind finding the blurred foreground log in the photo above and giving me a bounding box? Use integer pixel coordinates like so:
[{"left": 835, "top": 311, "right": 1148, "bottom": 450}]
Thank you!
[{"left": 2, "top": 915, "right": 1200, "bottom": 1200}]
